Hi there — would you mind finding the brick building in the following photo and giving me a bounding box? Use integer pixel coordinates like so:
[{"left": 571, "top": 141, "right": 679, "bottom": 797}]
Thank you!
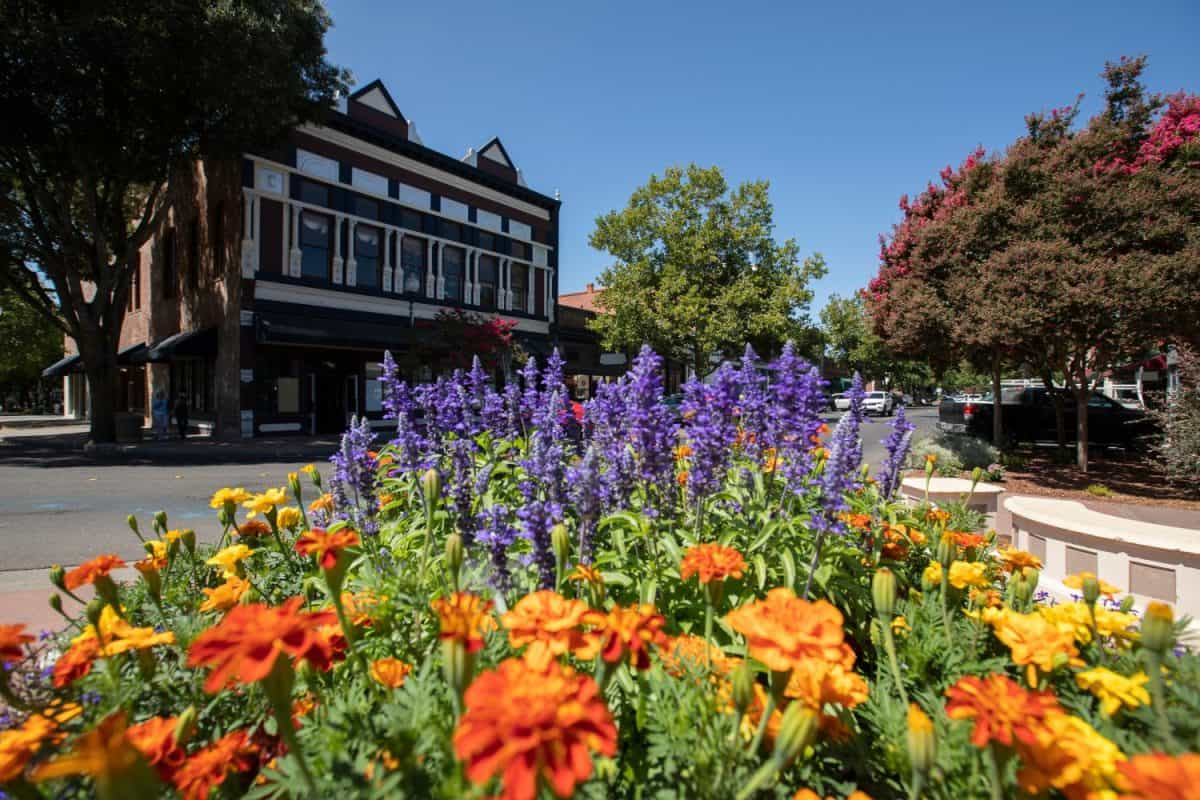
[{"left": 49, "top": 80, "right": 561, "bottom": 437}]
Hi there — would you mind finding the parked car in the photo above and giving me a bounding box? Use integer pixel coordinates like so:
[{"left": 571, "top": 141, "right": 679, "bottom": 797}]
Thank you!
[
  {"left": 862, "top": 391, "right": 894, "bottom": 416},
  {"left": 832, "top": 393, "right": 851, "bottom": 411},
  {"left": 937, "top": 387, "right": 1155, "bottom": 448}
]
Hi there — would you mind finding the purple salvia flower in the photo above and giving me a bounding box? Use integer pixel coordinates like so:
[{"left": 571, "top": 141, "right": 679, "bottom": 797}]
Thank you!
[
  {"left": 446, "top": 438, "right": 478, "bottom": 545},
  {"left": 876, "top": 405, "right": 915, "bottom": 499},
  {"left": 476, "top": 505, "right": 518, "bottom": 592},
  {"left": 768, "top": 342, "right": 828, "bottom": 494},
  {"left": 680, "top": 363, "right": 740, "bottom": 504},
  {"left": 566, "top": 444, "right": 604, "bottom": 563},
  {"left": 814, "top": 373, "right": 865, "bottom": 535},
  {"left": 329, "top": 415, "right": 379, "bottom": 536},
  {"left": 622, "top": 346, "right": 677, "bottom": 507},
  {"left": 516, "top": 495, "right": 560, "bottom": 589},
  {"left": 735, "top": 344, "right": 769, "bottom": 461}
]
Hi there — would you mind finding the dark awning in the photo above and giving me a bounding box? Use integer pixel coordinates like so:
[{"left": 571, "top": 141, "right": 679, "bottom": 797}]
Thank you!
[
  {"left": 118, "top": 342, "right": 149, "bottom": 365},
  {"left": 257, "top": 310, "right": 420, "bottom": 351},
  {"left": 147, "top": 328, "right": 217, "bottom": 362},
  {"left": 516, "top": 334, "right": 555, "bottom": 361},
  {"left": 42, "top": 353, "right": 81, "bottom": 379}
]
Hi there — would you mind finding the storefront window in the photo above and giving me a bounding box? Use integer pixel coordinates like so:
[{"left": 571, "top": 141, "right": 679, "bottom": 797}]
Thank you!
[
  {"left": 510, "top": 262, "right": 528, "bottom": 312},
  {"left": 365, "top": 363, "right": 383, "bottom": 413}
]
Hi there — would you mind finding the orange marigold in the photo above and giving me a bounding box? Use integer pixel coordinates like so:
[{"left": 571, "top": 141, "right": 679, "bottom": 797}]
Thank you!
[
  {"left": 308, "top": 493, "right": 334, "bottom": 515},
  {"left": 53, "top": 633, "right": 100, "bottom": 688},
  {"left": 294, "top": 527, "right": 361, "bottom": 569},
  {"left": 680, "top": 543, "right": 747, "bottom": 585},
  {"left": 658, "top": 633, "right": 741, "bottom": 677},
  {"left": 453, "top": 658, "right": 617, "bottom": 800},
  {"left": 502, "top": 590, "right": 591, "bottom": 671},
  {"left": 0, "top": 623, "right": 34, "bottom": 665},
  {"left": 0, "top": 713, "right": 60, "bottom": 783},
  {"left": 1115, "top": 752, "right": 1200, "bottom": 800},
  {"left": 578, "top": 603, "right": 668, "bottom": 670},
  {"left": 30, "top": 711, "right": 142, "bottom": 787},
  {"left": 567, "top": 564, "right": 604, "bottom": 586},
  {"left": 724, "top": 588, "right": 849, "bottom": 673},
  {"left": 944, "top": 673, "right": 1061, "bottom": 748},
  {"left": 236, "top": 519, "right": 272, "bottom": 539},
  {"left": 784, "top": 656, "right": 870, "bottom": 713},
  {"left": 170, "top": 730, "right": 257, "bottom": 800},
  {"left": 126, "top": 716, "right": 185, "bottom": 782},
  {"left": 370, "top": 657, "right": 413, "bottom": 688},
  {"left": 432, "top": 592, "right": 496, "bottom": 654},
  {"left": 990, "top": 610, "right": 1082, "bottom": 686},
  {"left": 951, "top": 531, "right": 987, "bottom": 550},
  {"left": 199, "top": 576, "right": 251, "bottom": 614},
  {"left": 925, "top": 508, "right": 950, "bottom": 525},
  {"left": 63, "top": 555, "right": 126, "bottom": 591},
  {"left": 186, "top": 597, "right": 337, "bottom": 693},
  {"left": 998, "top": 547, "right": 1043, "bottom": 572}
]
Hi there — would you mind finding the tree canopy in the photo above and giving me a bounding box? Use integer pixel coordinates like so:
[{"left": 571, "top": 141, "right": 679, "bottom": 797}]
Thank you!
[
  {"left": 0, "top": 287, "right": 62, "bottom": 406},
  {"left": 0, "top": 0, "right": 347, "bottom": 441},
  {"left": 818, "top": 292, "right": 930, "bottom": 392},
  {"left": 589, "top": 164, "right": 825, "bottom": 374}
]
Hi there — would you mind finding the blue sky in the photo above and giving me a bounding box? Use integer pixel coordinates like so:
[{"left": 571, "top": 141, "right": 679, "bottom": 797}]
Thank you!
[{"left": 323, "top": 0, "right": 1199, "bottom": 314}]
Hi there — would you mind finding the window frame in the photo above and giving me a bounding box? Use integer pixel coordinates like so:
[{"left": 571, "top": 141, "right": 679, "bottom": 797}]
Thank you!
[
  {"left": 400, "top": 235, "right": 425, "bottom": 295},
  {"left": 477, "top": 253, "right": 498, "bottom": 310},
  {"left": 298, "top": 209, "right": 333, "bottom": 281},
  {"left": 509, "top": 261, "right": 528, "bottom": 312},
  {"left": 354, "top": 223, "right": 381, "bottom": 290},
  {"left": 442, "top": 245, "right": 465, "bottom": 304}
]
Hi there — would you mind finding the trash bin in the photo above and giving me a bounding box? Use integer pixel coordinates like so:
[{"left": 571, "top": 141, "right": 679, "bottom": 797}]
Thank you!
[{"left": 114, "top": 412, "right": 144, "bottom": 443}]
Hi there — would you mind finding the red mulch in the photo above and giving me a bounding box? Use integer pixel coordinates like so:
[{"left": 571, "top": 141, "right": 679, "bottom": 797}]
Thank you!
[{"left": 998, "top": 449, "right": 1200, "bottom": 512}]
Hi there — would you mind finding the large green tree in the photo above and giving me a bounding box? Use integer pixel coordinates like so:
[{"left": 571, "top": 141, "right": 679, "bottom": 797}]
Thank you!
[
  {"left": 0, "top": 1, "right": 347, "bottom": 442},
  {"left": 0, "top": 287, "right": 62, "bottom": 407},
  {"left": 818, "top": 292, "right": 930, "bottom": 391},
  {"left": 589, "top": 165, "right": 825, "bottom": 375}
]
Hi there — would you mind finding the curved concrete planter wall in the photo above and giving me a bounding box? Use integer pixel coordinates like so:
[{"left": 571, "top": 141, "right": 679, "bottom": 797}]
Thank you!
[{"left": 898, "top": 477, "right": 1006, "bottom": 540}]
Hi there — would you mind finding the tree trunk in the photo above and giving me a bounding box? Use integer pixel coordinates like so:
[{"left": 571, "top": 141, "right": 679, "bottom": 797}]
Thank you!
[
  {"left": 78, "top": 327, "right": 122, "bottom": 444},
  {"left": 1074, "top": 387, "right": 1089, "bottom": 473},
  {"left": 991, "top": 354, "right": 1004, "bottom": 449}
]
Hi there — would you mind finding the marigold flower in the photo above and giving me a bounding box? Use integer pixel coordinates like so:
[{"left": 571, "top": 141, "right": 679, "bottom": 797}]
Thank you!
[
  {"left": 126, "top": 716, "right": 185, "bottom": 782},
  {"left": 657, "top": 633, "right": 741, "bottom": 676},
  {"left": 680, "top": 543, "right": 747, "bottom": 585},
  {"left": 301, "top": 463, "right": 318, "bottom": 476},
  {"left": 951, "top": 531, "right": 987, "bottom": 550},
  {"left": 948, "top": 561, "right": 990, "bottom": 590},
  {"left": 783, "top": 656, "right": 869, "bottom": 714},
  {"left": 578, "top": 603, "right": 668, "bottom": 670},
  {"left": 998, "top": 547, "right": 1043, "bottom": 572},
  {"left": 1063, "top": 572, "right": 1121, "bottom": 597},
  {"left": 838, "top": 512, "right": 872, "bottom": 530},
  {"left": 205, "top": 544, "right": 253, "bottom": 578},
  {"left": 1014, "top": 711, "right": 1124, "bottom": 799},
  {"left": 0, "top": 623, "right": 34, "bottom": 665},
  {"left": 944, "top": 673, "right": 1061, "bottom": 748},
  {"left": 674, "top": 443, "right": 693, "bottom": 459},
  {"left": 275, "top": 506, "right": 302, "bottom": 530},
  {"left": 243, "top": 487, "right": 288, "bottom": 518},
  {"left": 453, "top": 658, "right": 617, "bottom": 800},
  {"left": 294, "top": 527, "right": 361, "bottom": 570},
  {"left": 922, "top": 561, "right": 943, "bottom": 586},
  {"left": 342, "top": 590, "right": 383, "bottom": 627},
  {"left": 370, "top": 657, "right": 413, "bottom": 688},
  {"left": 990, "top": 609, "right": 1081, "bottom": 685},
  {"left": 171, "top": 730, "right": 257, "bottom": 800},
  {"left": 725, "top": 588, "right": 849, "bottom": 674},
  {"left": 186, "top": 597, "right": 337, "bottom": 693},
  {"left": 432, "top": 592, "right": 496, "bottom": 654},
  {"left": 925, "top": 508, "right": 950, "bottom": 524},
  {"left": 1075, "top": 667, "right": 1150, "bottom": 716},
  {"left": 30, "top": 711, "right": 141, "bottom": 786},
  {"left": 199, "top": 576, "right": 251, "bottom": 614},
  {"left": 0, "top": 713, "right": 60, "bottom": 783},
  {"left": 891, "top": 616, "right": 911, "bottom": 636},
  {"left": 308, "top": 493, "right": 334, "bottom": 514},
  {"left": 63, "top": 554, "right": 126, "bottom": 591},
  {"left": 92, "top": 605, "right": 176, "bottom": 656},
  {"left": 762, "top": 447, "right": 781, "bottom": 473},
  {"left": 568, "top": 564, "right": 604, "bottom": 586},
  {"left": 676, "top": 470, "right": 689, "bottom": 486},
  {"left": 236, "top": 519, "right": 271, "bottom": 538},
  {"left": 53, "top": 632, "right": 100, "bottom": 688},
  {"left": 210, "top": 487, "right": 250, "bottom": 509},
  {"left": 1115, "top": 752, "right": 1200, "bottom": 799},
  {"left": 145, "top": 540, "right": 169, "bottom": 564},
  {"left": 502, "top": 590, "right": 591, "bottom": 671}
]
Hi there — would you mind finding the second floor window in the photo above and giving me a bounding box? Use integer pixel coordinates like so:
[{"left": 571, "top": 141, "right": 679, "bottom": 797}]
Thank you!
[
  {"left": 299, "top": 211, "right": 331, "bottom": 280},
  {"left": 510, "top": 262, "right": 528, "bottom": 312},
  {"left": 355, "top": 225, "right": 380, "bottom": 289},
  {"left": 477, "top": 254, "right": 498, "bottom": 309},
  {"left": 442, "top": 245, "right": 464, "bottom": 303},
  {"left": 401, "top": 236, "right": 425, "bottom": 295}
]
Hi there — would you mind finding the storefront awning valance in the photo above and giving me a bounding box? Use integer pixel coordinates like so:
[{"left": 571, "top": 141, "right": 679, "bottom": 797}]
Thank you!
[
  {"left": 257, "top": 310, "right": 420, "bottom": 351},
  {"left": 42, "top": 353, "right": 81, "bottom": 379},
  {"left": 147, "top": 328, "right": 218, "bottom": 362},
  {"left": 118, "top": 342, "right": 149, "bottom": 365}
]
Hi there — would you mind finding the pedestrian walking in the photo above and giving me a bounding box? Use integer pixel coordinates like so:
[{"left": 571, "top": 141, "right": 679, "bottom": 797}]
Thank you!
[
  {"left": 173, "top": 393, "right": 189, "bottom": 439},
  {"left": 151, "top": 389, "right": 169, "bottom": 441}
]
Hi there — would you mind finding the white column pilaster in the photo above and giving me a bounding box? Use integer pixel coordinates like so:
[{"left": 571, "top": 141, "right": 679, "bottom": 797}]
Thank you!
[
  {"left": 288, "top": 204, "right": 302, "bottom": 277},
  {"left": 331, "top": 215, "right": 344, "bottom": 284},
  {"left": 345, "top": 219, "right": 358, "bottom": 286},
  {"left": 435, "top": 243, "right": 445, "bottom": 300},
  {"left": 425, "top": 240, "right": 436, "bottom": 299},
  {"left": 240, "top": 191, "right": 258, "bottom": 279},
  {"left": 382, "top": 230, "right": 393, "bottom": 292}
]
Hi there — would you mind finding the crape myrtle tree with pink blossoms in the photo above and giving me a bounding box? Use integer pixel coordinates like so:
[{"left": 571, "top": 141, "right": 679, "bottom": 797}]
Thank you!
[{"left": 868, "top": 57, "right": 1200, "bottom": 470}]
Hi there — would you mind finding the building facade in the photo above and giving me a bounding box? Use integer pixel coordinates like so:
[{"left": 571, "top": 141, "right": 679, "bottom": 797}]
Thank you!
[{"left": 51, "top": 80, "right": 561, "bottom": 438}]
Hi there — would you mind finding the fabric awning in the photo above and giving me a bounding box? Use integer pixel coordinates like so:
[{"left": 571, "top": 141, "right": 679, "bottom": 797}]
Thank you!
[
  {"left": 147, "top": 328, "right": 217, "bottom": 362},
  {"left": 118, "top": 342, "right": 149, "bottom": 365},
  {"left": 42, "top": 353, "right": 81, "bottom": 379},
  {"left": 257, "top": 311, "right": 420, "bottom": 351}
]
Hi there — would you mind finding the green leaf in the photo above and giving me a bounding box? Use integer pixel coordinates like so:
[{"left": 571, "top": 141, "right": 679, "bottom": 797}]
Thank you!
[
  {"left": 782, "top": 549, "right": 796, "bottom": 591},
  {"left": 753, "top": 554, "right": 767, "bottom": 591}
]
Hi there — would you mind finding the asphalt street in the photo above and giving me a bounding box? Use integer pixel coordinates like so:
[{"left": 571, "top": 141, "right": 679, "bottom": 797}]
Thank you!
[{"left": 0, "top": 407, "right": 937, "bottom": 574}]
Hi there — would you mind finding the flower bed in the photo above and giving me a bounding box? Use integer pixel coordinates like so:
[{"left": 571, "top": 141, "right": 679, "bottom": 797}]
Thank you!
[{"left": 1, "top": 345, "right": 1198, "bottom": 799}]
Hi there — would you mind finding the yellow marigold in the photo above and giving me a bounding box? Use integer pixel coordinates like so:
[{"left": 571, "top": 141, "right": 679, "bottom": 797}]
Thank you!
[
  {"left": 948, "top": 561, "right": 990, "bottom": 590},
  {"left": 308, "top": 493, "right": 334, "bottom": 514},
  {"left": 1015, "top": 711, "right": 1124, "bottom": 800},
  {"left": 206, "top": 544, "right": 253, "bottom": 579},
  {"left": 432, "top": 592, "right": 496, "bottom": 654},
  {"left": 998, "top": 547, "right": 1043, "bottom": 572},
  {"left": 568, "top": 564, "right": 604, "bottom": 586},
  {"left": 680, "top": 543, "right": 746, "bottom": 585},
  {"left": 301, "top": 463, "right": 318, "bottom": 476},
  {"left": 1063, "top": 572, "right": 1121, "bottom": 597},
  {"left": 922, "top": 561, "right": 943, "bottom": 585},
  {"left": 145, "top": 540, "right": 168, "bottom": 564},
  {"left": 1075, "top": 667, "right": 1150, "bottom": 716},
  {"left": 891, "top": 616, "right": 911, "bottom": 636},
  {"left": 243, "top": 487, "right": 288, "bottom": 518},
  {"left": 199, "top": 576, "right": 251, "bottom": 614},
  {"left": 275, "top": 507, "right": 302, "bottom": 531},
  {"left": 91, "top": 606, "right": 175, "bottom": 657},
  {"left": 501, "top": 590, "right": 592, "bottom": 671},
  {"left": 370, "top": 657, "right": 413, "bottom": 689},
  {"left": 724, "top": 588, "right": 850, "bottom": 674},
  {"left": 30, "top": 711, "right": 142, "bottom": 787},
  {"left": 991, "top": 610, "right": 1082, "bottom": 686},
  {"left": 210, "top": 488, "right": 250, "bottom": 509},
  {"left": 1038, "top": 602, "right": 1138, "bottom": 647}
]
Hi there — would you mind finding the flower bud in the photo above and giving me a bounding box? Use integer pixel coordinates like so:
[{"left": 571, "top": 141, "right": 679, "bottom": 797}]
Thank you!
[
  {"left": 872, "top": 568, "right": 897, "bottom": 619},
  {"left": 174, "top": 706, "right": 198, "bottom": 747},
  {"left": 85, "top": 598, "right": 106, "bottom": 627},
  {"left": 868, "top": 617, "right": 883, "bottom": 649},
  {"left": 970, "top": 466, "right": 983, "bottom": 486},
  {"left": 936, "top": 532, "right": 956, "bottom": 566},
  {"left": 288, "top": 471, "right": 302, "bottom": 500},
  {"left": 152, "top": 510, "right": 168, "bottom": 534},
  {"left": 1021, "top": 567, "right": 1039, "bottom": 592},
  {"left": 48, "top": 564, "right": 66, "bottom": 592},
  {"left": 772, "top": 703, "right": 818, "bottom": 767},
  {"left": 445, "top": 533, "right": 464, "bottom": 590},
  {"left": 421, "top": 468, "right": 442, "bottom": 511},
  {"left": 1082, "top": 575, "right": 1101, "bottom": 608},
  {"left": 135, "top": 561, "right": 162, "bottom": 603},
  {"left": 1120, "top": 594, "right": 1135, "bottom": 613},
  {"left": 1013, "top": 573, "right": 1034, "bottom": 607},
  {"left": 906, "top": 703, "right": 936, "bottom": 775},
  {"left": 48, "top": 593, "right": 64, "bottom": 615},
  {"left": 732, "top": 661, "right": 756, "bottom": 714},
  {"left": 181, "top": 529, "right": 196, "bottom": 554},
  {"left": 127, "top": 514, "right": 140, "bottom": 535},
  {"left": 551, "top": 524, "right": 570, "bottom": 575},
  {"left": 218, "top": 507, "right": 233, "bottom": 527},
  {"left": 1141, "top": 602, "right": 1175, "bottom": 654}
]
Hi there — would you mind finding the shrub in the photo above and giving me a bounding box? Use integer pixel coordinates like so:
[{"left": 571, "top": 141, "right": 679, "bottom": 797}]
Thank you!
[
  {"left": 908, "top": 432, "right": 1000, "bottom": 473},
  {"left": 1151, "top": 344, "right": 1200, "bottom": 495},
  {"left": 1086, "top": 483, "right": 1115, "bottom": 498},
  {"left": 907, "top": 437, "right": 963, "bottom": 474}
]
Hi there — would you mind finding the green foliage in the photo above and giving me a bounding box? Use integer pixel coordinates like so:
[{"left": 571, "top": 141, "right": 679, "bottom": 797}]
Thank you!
[
  {"left": 588, "top": 164, "right": 825, "bottom": 371},
  {"left": 0, "top": 287, "right": 62, "bottom": 404},
  {"left": 1085, "top": 483, "right": 1115, "bottom": 498},
  {"left": 818, "top": 293, "right": 931, "bottom": 390},
  {"left": 1150, "top": 345, "right": 1200, "bottom": 495},
  {"left": 908, "top": 432, "right": 999, "bottom": 472}
]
